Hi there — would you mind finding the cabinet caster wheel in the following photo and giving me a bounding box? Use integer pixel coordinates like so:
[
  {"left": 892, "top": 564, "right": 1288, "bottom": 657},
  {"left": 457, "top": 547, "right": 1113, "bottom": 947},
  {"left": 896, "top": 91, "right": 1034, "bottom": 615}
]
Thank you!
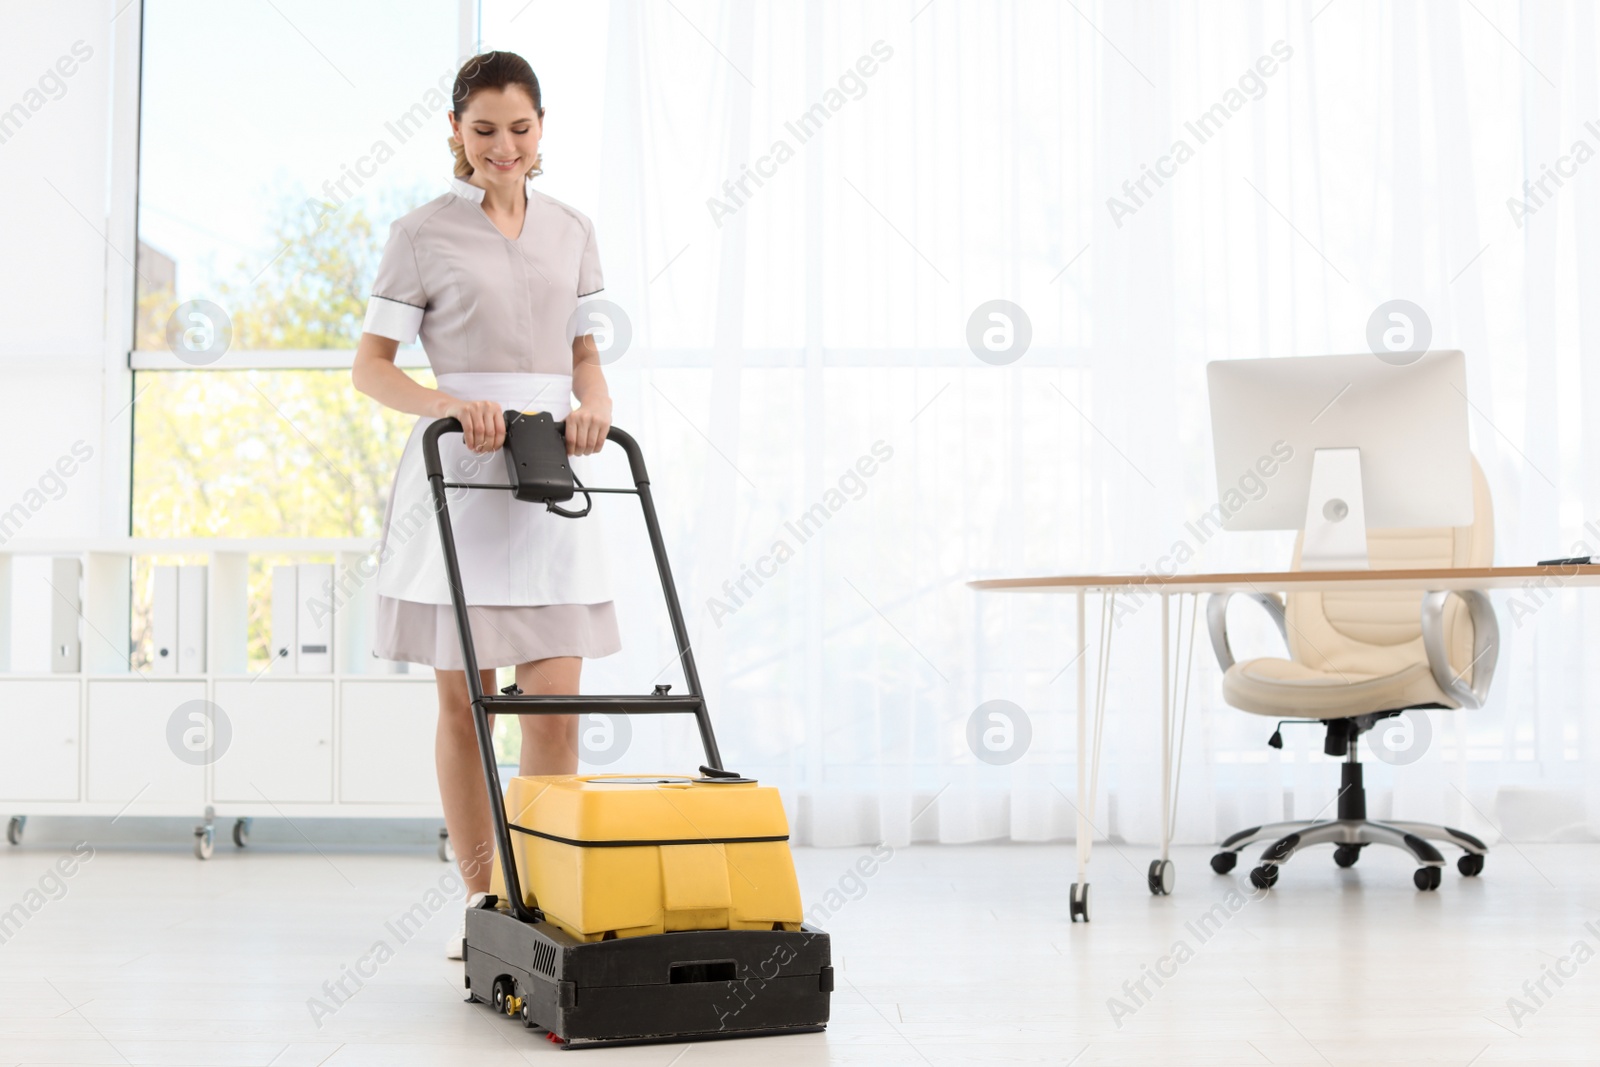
[
  {"left": 1413, "top": 865, "right": 1442, "bottom": 891},
  {"left": 1249, "top": 865, "right": 1278, "bottom": 889},
  {"left": 438, "top": 828, "right": 453, "bottom": 864},
  {"left": 1333, "top": 844, "right": 1362, "bottom": 868},
  {"left": 1069, "top": 882, "right": 1090, "bottom": 923},
  {"left": 194, "top": 825, "right": 214, "bottom": 861},
  {"left": 1210, "top": 851, "right": 1237, "bottom": 875},
  {"left": 232, "top": 818, "right": 252, "bottom": 848},
  {"left": 1457, "top": 853, "right": 1484, "bottom": 877},
  {"left": 6, "top": 816, "right": 24, "bottom": 846},
  {"left": 1147, "top": 859, "right": 1175, "bottom": 896}
]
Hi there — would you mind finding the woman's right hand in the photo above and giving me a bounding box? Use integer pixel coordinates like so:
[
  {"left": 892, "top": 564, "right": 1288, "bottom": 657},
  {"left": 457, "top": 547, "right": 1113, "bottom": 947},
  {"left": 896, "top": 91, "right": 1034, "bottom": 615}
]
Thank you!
[{"left": 440, "top": 397, "right": 506, "bottom": 454}]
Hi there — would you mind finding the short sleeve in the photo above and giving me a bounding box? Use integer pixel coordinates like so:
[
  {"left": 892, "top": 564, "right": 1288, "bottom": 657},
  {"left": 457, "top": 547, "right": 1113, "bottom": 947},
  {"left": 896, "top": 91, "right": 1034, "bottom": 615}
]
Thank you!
[
  {"left": 362, "top": 223, "right": 427, "bottom": 343},
  {"left": 577, "top": 216, "right": 603, "bottom": 300}
]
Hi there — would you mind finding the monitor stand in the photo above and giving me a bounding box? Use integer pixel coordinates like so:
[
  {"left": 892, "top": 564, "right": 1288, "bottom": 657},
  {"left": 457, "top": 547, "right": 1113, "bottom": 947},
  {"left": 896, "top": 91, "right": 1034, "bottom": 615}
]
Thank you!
[{"left": 1301, "top": 447, "right": 1369, "bottom": 570}]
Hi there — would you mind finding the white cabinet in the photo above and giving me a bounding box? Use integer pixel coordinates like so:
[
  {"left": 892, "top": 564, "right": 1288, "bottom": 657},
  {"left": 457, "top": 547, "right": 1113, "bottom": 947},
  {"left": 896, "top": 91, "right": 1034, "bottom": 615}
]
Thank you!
[
  {"left": 87, "top": 680, "right": 207, "bottom": 807},
  {"left": 212, "top": 679, "right": 334, "bottom": 804},
  {"left": 0, "top": 679, "right": 80, "bottom": 801},
  {"left": 340, "top": 680, "right": 439, "bottom": 804}
]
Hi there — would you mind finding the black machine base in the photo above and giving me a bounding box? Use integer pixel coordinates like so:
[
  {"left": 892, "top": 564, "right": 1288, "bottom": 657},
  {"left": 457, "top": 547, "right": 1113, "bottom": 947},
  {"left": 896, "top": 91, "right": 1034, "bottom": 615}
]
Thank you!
[{"left": 463, "top": 903, "right": 832, "bottom": 1049}]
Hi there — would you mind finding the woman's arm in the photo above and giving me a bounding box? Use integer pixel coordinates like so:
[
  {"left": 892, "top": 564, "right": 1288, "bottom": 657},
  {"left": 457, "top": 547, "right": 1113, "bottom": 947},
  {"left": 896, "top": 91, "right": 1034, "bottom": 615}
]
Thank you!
[
  {"left": 567, "top": 333, "right": 612, "bottom": 456},
  {"left": 352, "top": 332, "right": 505, "bottom": 453}
]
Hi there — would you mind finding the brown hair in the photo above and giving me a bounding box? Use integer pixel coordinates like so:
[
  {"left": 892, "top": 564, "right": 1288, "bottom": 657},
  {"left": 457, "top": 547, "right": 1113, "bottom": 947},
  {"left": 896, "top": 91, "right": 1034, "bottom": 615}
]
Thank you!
[{"left": 447, "top": 51, "right": 545, "bottom": 180}]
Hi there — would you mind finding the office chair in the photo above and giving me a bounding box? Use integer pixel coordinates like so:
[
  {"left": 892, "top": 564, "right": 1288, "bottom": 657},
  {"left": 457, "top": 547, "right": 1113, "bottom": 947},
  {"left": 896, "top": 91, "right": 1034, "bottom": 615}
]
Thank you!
[{"left": 1205, "top": 457, "right": 1498, "bottom": 891}]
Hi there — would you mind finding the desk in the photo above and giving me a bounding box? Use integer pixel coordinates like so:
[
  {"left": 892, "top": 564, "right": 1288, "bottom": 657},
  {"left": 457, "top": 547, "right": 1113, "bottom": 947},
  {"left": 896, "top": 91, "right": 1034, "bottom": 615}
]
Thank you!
[{"left": 968, "top": 564, "right": 1600, "bottom": 921}]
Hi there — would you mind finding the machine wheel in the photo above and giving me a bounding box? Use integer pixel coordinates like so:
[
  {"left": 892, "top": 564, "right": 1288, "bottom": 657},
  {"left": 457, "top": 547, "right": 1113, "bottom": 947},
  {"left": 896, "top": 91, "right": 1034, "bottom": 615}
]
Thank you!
[
  {"left": 438, "top": 828, "right": 453, "bottom": 864},
  {"left": 520, "top": 998, "right": 539, "bottom": 1028},
  {"left": 1147, "top": 859, "right": 1175, "bottom": 896},
  {"left": 1333, "top": 844, "right": 1362, "bottom": 868},
  {"left": 491, "top": 976, "right": 512, "bottom": 1014},
  {"left": 1414, "top": 866, "right": 1442, "bottom": 891},
  {"left": 194, "top": 825, "right": 214, "bottom": 861},
  {"left": 1249, "top": 865, "right": 1278, "bottom": 890},
  {"left": 1457, "top": 853, "right": 1484, "bottom": 877},
  {"left": 6, "top": 816, "right": 24, "bottom": 846},
  {"left": 1069, "top": 882, "right": 1090, "bottom": 923},
  {"left": 232, "top": 818, "right": 251, "bottom": 848},
  {"left": 1210, "top": 851, "right": 1237, "bottom": 875}
]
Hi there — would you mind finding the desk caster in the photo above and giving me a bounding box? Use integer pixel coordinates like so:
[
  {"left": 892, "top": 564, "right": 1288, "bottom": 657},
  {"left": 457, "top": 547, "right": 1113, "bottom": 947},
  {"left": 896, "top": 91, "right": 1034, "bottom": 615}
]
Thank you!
[
  {"left": 1069, "top": 882, "right": 1090, "bottom": 922},
  {"left": 1210, "top": 851, "right": 1237, "bottom": 874},
  {"left": 194, "top": 824, "right": 214, "bottom": 860},
  {"left": 1147, "top": 859, "right": 1175, "bottom": 896},
  {"left": 1457, "top": 853, "right": 1484, "bottom": 877}
]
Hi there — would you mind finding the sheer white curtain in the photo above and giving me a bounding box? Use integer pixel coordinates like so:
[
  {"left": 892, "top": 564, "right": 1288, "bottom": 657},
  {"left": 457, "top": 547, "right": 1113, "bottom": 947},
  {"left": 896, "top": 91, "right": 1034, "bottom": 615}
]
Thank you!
[{"left": 485, "top": 0, "right": 1600, "bottom": 846}]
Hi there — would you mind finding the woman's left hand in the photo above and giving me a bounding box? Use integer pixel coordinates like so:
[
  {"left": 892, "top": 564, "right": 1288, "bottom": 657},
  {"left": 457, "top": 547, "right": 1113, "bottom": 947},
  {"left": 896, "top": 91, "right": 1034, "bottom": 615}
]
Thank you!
[{"left": 565, "top": 399, "right": 612, "bottom": 456}]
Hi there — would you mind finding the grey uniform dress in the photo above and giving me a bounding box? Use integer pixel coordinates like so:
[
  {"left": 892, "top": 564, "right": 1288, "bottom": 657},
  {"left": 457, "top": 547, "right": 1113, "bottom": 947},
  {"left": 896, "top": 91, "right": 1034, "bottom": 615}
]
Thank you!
[{"left": 362, "top": 176, "right": 621, "bottom": 670}]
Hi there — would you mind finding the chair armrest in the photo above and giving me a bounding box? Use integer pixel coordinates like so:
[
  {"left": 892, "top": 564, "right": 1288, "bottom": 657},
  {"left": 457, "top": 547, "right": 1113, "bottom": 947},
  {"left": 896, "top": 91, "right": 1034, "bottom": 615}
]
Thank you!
[
  {"left": 1420, "top": 589, "right": 1499, "bottom": 709},
  {"left": 1206, "top": 592, "right": 1289, "bottom": 672}
]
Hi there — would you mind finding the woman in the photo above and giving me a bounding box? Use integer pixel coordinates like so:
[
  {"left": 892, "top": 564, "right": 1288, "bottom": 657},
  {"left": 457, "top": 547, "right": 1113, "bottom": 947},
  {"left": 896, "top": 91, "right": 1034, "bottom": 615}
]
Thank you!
[{"left": 351, "top": 51, "right": 618, "bottom": 959}]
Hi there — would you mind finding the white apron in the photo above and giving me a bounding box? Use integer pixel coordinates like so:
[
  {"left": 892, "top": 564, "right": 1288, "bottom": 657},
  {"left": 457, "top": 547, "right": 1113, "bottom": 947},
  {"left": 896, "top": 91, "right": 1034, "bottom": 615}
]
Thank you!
[{"left": 374, "top": 371, "right": 612, "bottom": 607}]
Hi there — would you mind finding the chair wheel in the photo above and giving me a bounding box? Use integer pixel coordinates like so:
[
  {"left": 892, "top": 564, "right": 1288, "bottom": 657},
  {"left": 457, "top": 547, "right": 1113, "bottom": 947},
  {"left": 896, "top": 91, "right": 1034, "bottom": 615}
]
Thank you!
[
  {"left": 1333, "top": 844, "right": 1361, "bottom": 868},
  {"left": 1147, "top": 859, "right": 1175, "bottom": 896},
  {"left": 1249, "top": 865, "right": 1278, "bottom": 889},
  {"left": 1413, "top": 866, "right": 1442, "bottom": 891},
  {"left": 1210, "top": 852, "right": 1238, "bottom": 875},
  {"left": 1069, "top": 882, "right": 1090, "bottom": 922},
  {"left": 1457, "top": 853, "right": 1484, "bottom": 877}
]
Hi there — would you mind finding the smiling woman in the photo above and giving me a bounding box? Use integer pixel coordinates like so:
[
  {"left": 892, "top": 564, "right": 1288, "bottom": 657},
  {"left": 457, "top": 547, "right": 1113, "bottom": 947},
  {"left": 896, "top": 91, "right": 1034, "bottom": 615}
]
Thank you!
[{"left": 348, "top": 49, "right": 620, "bottom": 957}]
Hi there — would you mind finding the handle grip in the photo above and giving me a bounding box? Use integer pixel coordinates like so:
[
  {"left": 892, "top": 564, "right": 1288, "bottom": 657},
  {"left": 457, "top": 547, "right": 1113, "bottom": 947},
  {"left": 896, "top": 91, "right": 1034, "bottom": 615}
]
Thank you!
[{"left": 422, "top": 415, "right": 649, "bottom": 485}]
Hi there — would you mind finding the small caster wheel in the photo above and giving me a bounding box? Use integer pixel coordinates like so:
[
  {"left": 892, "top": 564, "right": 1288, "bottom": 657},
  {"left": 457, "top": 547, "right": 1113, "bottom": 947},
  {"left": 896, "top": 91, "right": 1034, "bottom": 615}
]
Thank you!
[
  {"left": 6, "top": 815, "right": 24, "bottom": 846},
  {"left": 194, "top": 825, "right": 214, "bottom": 861},
  {"left": 1333, "top": 844, "right": 1361, "bottom": 868},
  {"left": 232, "top": 818, "right": 251, "bottom": 848},
  {"left": 520, "top": 998, "right": 538, "bottom": 1028},
  {"left": 1249, "top": 865, "right": 1278, "bottom": 889},
  {"left": 439, "top": 828, "right": 453, "bottom": 864},
  {"left": 1413, "top": 865, "right": 1442, "bottom": 891},
  {"left": 1210, "top": 851, "right": 1237, "bottom": 875},
  {"left": 1457, "top": 853, "right": 1484, "bottom": 877},
  {"left": 1069, "top": 882, "right": 1090, "bottom": 923},
  {"left": 1147, "top": 859, "right": 1175, "bottom": 896}
]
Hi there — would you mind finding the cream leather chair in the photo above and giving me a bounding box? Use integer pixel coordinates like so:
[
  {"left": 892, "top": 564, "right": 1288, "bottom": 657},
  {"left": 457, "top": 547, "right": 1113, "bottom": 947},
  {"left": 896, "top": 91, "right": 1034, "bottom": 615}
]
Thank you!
[{"left": 1206, "top": 457, "right": 1499, "bottom": 891}]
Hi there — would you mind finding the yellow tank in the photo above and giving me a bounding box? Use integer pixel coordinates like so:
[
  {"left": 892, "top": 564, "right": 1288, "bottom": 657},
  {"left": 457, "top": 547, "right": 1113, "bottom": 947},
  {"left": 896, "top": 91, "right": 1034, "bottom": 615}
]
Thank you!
[{"left": 488, "top": 774, "right": 804, "bottom": 943}]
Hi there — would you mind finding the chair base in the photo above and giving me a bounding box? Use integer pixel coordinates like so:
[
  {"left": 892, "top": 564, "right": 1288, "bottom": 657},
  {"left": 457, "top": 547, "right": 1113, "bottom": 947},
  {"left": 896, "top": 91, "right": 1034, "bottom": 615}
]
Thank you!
[{"left": 1211, "top": 818, "right": 1487, "bottom": 890}]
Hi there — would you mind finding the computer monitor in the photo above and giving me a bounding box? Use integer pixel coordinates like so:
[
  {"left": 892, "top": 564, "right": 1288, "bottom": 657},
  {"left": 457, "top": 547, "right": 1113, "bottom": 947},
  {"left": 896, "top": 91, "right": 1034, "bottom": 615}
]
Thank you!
[{"left": 1205, "top": 351, "right": 1473, "bottom": 570}]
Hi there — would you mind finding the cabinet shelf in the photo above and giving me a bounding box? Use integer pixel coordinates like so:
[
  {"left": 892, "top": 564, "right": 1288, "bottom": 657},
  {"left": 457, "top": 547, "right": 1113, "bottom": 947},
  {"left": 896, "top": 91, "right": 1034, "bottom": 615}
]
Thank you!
[{"left": 0, "top": 539, "right": 448, "bottom": 848}]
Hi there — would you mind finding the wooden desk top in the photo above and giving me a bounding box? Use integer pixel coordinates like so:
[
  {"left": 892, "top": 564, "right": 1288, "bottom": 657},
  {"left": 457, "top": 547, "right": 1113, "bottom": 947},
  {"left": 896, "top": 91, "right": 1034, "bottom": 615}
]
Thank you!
[{"left": 968, "top": 564, "right": 1600, "bottom": 595}]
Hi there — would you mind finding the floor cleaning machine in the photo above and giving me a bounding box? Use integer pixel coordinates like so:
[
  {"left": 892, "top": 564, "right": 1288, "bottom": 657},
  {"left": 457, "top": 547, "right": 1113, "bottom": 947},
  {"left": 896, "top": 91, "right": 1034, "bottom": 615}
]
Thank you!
[{"left": 422, "top": 412, "right": 832, "bottom": 1049}]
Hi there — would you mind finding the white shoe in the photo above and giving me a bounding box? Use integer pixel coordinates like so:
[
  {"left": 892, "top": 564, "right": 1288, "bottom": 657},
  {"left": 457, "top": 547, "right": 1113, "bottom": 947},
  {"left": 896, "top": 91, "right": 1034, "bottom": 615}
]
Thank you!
[{"left": 447, "top": 891, "right": 489, "bottom": 959}]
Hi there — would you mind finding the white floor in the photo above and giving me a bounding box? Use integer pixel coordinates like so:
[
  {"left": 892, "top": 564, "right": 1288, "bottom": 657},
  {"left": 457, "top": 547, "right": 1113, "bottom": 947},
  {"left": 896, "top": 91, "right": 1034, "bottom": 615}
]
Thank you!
[{"left": 2, "top": 837, "right": 1597, "bottom": 1065}]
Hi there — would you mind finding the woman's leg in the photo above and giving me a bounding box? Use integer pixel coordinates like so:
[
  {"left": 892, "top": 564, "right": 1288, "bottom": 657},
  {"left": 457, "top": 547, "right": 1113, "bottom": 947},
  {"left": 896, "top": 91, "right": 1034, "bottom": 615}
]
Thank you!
[
  {"left": 435, "top": 666, "right": 499, "bottom": 894},
  {"left": 515, "top": 656, "right": 582, "bottom": 775}
]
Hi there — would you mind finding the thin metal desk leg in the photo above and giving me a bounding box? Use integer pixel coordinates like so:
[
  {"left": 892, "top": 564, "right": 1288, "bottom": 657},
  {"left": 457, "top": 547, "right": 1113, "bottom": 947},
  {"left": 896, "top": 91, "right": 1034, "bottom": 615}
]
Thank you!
[
  {"left": 1149, "top": 593, "right": 1191, "bottom": 897},
  {"left": 1161, "top": 592, "right": 1171, "bottom": 865},
  {"left": 1070, "top": 588, "right": 1089, "bottom": 922}
]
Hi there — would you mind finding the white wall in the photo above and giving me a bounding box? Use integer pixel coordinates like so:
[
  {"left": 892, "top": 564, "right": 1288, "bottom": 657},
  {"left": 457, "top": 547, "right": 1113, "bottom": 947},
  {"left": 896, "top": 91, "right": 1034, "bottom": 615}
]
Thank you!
[{"left": 0, "top": 0, "right": 138, "bottom": 540}]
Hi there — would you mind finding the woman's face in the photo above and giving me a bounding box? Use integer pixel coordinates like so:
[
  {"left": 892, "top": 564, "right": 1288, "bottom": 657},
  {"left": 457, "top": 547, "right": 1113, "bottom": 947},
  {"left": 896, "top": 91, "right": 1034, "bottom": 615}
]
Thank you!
[{"left": 451, "top": 86, "right": 542, "bottom": 191}]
